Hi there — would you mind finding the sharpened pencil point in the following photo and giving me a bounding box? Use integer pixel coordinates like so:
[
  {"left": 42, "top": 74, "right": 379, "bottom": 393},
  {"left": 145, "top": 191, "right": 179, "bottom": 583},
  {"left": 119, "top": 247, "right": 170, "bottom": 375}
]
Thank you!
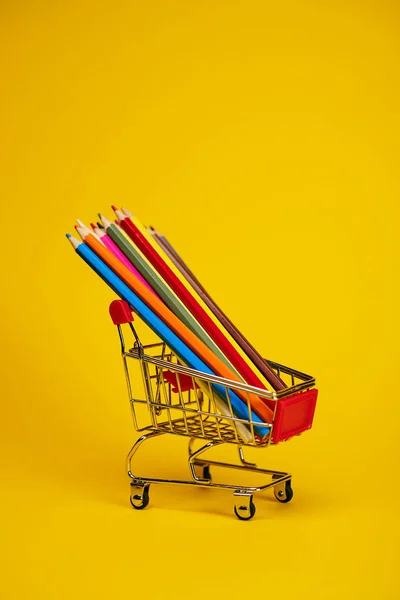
[
  {"left": 99, "top": 214, "right": 112, "bottom": 228},
  {"left": 114, "top": 208, "right": 125, "bottom": 221},
  {"left": 90, "top": 223, "right": 96, "bottom": 230},
  {"left": 74, "top": 224, "right": 78, "bottom": 229},
  {"left": 66, "top": 233, "right": 81, "bottom": 249},
  {"left": 111, "top": 205, "right": 118, "bottom": 212},
  {"left": 66, "top": 233, "right": 71, "bottom": 238}
]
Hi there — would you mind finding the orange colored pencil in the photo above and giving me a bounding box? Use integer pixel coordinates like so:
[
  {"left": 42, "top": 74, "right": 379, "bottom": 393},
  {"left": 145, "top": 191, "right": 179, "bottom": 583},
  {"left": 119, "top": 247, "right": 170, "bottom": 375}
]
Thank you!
[{"left": 76, "top": 224, "right": 273, "bottom": 423}]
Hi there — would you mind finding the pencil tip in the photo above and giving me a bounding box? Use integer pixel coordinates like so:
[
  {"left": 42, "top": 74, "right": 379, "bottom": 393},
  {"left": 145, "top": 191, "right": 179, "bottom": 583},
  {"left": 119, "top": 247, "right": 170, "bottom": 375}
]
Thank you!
[
  {"left": 74, "top": 224, "right": 78, "bottom": 229},
  {"left": 66, "top": 233, "right": 71, "bottom": 238},
  {"left": 98, "top": 213, "right": 102, "bottom": 219},
  {"left": 90, "top": 223, "right": 96, "bottom": 230}
]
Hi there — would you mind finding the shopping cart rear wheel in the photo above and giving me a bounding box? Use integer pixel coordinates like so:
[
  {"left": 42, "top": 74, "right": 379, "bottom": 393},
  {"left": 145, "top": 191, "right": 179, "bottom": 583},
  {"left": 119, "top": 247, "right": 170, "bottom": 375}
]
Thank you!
[
  {"left": 130, "top": 484, "right": 150, "bottom": 510},
  {"left": 234, "top": 496, "right": 256, "bottom": 521},
  {"left": 274, "top": 480, "right": 293, "bottom": 503}
]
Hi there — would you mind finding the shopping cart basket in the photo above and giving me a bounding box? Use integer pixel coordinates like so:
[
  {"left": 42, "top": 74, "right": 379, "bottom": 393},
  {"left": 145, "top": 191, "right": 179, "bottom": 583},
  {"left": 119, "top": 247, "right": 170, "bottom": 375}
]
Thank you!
[{"left": 110, "top": 299, "right": 318, "bottom": 520}]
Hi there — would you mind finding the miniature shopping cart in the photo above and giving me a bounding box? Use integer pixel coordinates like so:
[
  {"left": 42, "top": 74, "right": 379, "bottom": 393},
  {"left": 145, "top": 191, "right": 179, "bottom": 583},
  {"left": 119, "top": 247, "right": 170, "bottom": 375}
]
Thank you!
[{"left": 110, "top": 299, "right": 318, "bottom": 520}]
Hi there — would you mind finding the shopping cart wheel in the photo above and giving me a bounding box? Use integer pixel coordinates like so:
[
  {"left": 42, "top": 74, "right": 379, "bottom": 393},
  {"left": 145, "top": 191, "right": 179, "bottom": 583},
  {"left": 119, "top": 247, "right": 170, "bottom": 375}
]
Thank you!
[
  {"left": 130, "top": 484, "right": 150, "bottom": 510},
  {"left": 274, "top": 480, "right": 293, "bottom": 503},
  {"left": 234, "top": 496, "right": 256, "bottom": 521}
]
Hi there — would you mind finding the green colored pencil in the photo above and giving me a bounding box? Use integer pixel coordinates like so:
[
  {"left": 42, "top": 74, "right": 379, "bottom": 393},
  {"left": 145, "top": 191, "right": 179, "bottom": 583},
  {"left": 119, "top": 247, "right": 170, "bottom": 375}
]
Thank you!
[{"left": 99, "top": 214, "right": 238, "bottom": 373}]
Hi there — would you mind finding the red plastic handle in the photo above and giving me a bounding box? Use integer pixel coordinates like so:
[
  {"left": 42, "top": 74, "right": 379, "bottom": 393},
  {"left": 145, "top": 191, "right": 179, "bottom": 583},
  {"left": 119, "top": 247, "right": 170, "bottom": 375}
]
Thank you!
[{"left": 109, "top": 300, "right": 134, "bottom": 325}]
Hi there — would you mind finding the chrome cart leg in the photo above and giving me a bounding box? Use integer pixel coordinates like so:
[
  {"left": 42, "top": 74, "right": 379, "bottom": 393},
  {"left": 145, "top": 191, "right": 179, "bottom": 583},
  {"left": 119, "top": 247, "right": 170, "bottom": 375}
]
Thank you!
[
  {"left": 188, "top": 437, "right": 196, "bottom": 457},
  {"left": 238, "top": 446, "right": 256, "bottom": 468},
  {"left": 188, "top": 438, "right": 212, "bottom": 481},
  {"left": 188, "top": 440, "right": 223, "bottom": 483},
  {"left": 126, "top": 430, "right": 165, "bottom": 510},
  {"left": 233, "top": 490, "right": 256, "bottom": 521},
  {"left": 126, "top": 429, "right": 164, "bottom": 479}
]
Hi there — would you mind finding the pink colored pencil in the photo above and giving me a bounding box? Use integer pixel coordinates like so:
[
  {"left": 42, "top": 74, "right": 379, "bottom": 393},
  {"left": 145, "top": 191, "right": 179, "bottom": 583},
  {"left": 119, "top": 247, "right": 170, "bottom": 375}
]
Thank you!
[{"left": 76, "top": 221, "right": 157, "bottom": 296}]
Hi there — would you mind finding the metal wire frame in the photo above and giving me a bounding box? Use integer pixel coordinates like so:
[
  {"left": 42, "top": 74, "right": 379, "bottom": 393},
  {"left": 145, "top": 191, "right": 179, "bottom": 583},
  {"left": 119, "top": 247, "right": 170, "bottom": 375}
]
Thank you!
[
  {"left": 114, "top": 321, "right": 316, "bottom": 518},
  {"left": 118, "top": 323, "right": 315, "bottom": 449}
]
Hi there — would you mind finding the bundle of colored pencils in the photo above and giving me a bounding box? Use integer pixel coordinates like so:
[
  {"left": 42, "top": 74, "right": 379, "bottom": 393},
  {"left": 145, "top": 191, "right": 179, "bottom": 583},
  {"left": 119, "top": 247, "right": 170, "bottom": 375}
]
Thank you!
[{"left": 67, "top": 206, "right": 295, "bottom": 440}]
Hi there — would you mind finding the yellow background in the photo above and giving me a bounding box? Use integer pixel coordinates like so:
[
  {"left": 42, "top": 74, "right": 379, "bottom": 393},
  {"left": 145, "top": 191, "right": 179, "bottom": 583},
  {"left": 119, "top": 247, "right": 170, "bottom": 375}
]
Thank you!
[{"left": 1, "top": 1, "right": 399, "bottom": 598}]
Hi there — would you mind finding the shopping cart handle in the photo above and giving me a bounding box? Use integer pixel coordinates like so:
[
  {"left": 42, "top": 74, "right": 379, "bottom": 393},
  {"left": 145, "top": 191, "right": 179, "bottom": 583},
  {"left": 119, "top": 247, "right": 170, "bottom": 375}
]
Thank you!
[{"left": 109, "top": 299, "right": 134, "bottom": 325}]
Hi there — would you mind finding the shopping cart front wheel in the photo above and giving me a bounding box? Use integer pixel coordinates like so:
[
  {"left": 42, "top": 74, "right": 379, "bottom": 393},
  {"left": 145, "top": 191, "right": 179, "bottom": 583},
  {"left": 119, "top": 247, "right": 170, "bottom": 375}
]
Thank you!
[
  {"left": 130, "top": 483, "right": 150, "bottom": 510},
  {"left": 233, "top": 493, "right": 256, "bottom": 521}
]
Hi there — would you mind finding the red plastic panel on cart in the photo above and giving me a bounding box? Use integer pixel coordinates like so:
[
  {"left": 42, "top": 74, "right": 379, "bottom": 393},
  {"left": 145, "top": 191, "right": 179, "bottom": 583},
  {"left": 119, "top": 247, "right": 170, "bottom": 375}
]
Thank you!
[
  {"left": 272, "top": 388, "right": 318, "bottom": 443},
  {"left": 163, "top": 370, "right": 199, "bottom": 393},
  {"left": 109, "top": 299, "right": 134, "bottom": 325},
  {"left": 163, "top": 371, "right": 199, "bottom": 394}
]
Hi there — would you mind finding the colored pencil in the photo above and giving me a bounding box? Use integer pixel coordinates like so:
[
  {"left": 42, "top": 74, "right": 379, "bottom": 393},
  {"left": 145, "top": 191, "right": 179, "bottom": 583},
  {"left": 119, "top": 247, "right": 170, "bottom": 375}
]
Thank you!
[
  {"left": 88, "top": 223, "right": 157, "bottom": 296},
  {"left": 121, "top": 210, "right": 278, "bottom": 391},
  {"left": 99, "top": 215, "right": 236, "bottom": 371},
  {"left": 121, "top": 207, "right": 199, "bottom": 276},
  {"left": 118, "top": 211, "right": 275, "bottom": 392},
  {"left": 149, "top": 227, "right": 287, "bottom": 390},
  {"left": 66, "top": 234, "right": 270, "bottom": 440},
  {"left": 120, "top": 206, "right": 166, "bottom": 252},
  {"left": 112, "top": 207, "right": 279, "bottom": 398},
  {"left": 75, "top": 223, "right": 273, "bottom": 423},
  {"left": 151, "top": 227, "right": 185, "bottom": 259},
  {"left": 149, "top": 227, "right": 192, "bottom": 272}
]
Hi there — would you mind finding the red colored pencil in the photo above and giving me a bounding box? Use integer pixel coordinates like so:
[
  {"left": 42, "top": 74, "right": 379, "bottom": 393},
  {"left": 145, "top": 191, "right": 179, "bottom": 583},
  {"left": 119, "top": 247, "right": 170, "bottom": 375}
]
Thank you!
[{"left": 112, "top": 206, "right": 284, "bottom": 395}]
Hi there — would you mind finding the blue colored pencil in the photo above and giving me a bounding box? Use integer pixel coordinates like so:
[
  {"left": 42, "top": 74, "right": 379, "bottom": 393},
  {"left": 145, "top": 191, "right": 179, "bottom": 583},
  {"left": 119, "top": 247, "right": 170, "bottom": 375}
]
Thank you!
[{"left": 66, "top": 234, "right": 270, "bottom": 439}]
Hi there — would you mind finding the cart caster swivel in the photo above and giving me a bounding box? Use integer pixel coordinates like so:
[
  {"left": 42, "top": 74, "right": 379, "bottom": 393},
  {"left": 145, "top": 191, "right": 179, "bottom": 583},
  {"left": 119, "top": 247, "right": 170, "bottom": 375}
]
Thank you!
[
  {"left": 233, "top": 493, "right": 256, "bottom": 521},
  {"left": 130, "top": 483, "right": 150, "bottom": 510},
  {"left": 274, "top": 480, "right": 293, "bottom": 503},
  {"left": 191, "top": 463, "right": 212, "bottom": 482},
  {"left": 202, "top": 465, "right": 212, "bottom": 481}
]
